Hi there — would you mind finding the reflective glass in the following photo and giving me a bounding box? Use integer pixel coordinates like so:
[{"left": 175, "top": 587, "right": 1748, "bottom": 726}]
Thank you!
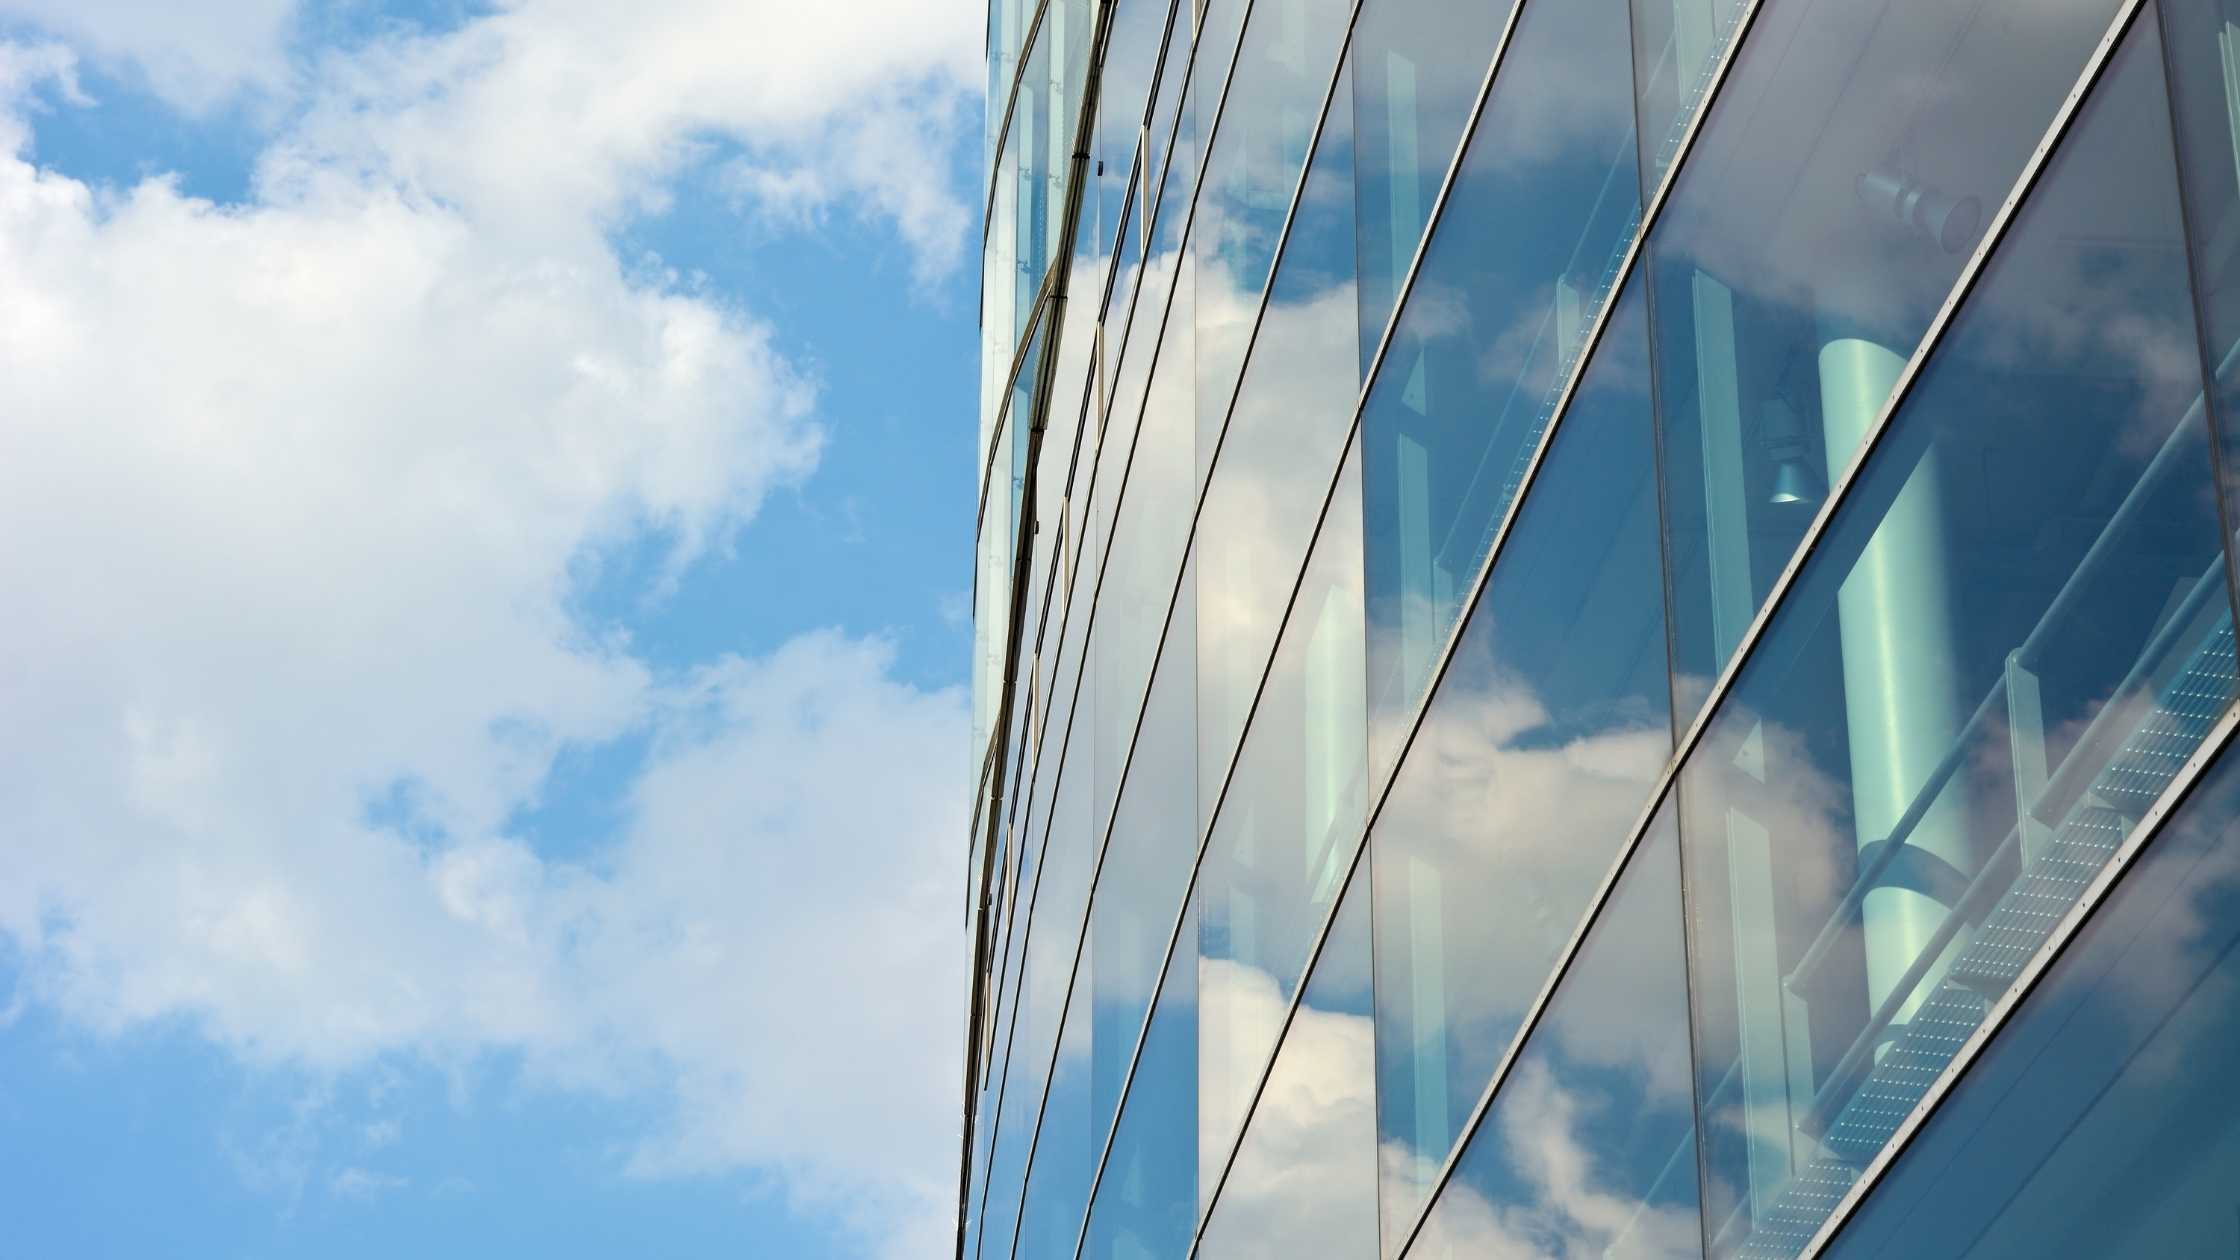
[
  {"left": 1645, "top": 0, "right": 2127, "bottom": 718},
  {"left": 2163, "top": 0, "right": 2240, "bottom": 569},
  {"left": 1676, "top": 23, "right": 2236, "bottom": 1257},
  {"left": 1193, "top": 0, "right": 1356, "bottom": 483},
  {"left": 1347, "top": 0, "right": 1511, "bottom": 365},
  {"left": 988, "top": 0, "right": 1030, "bottom": 166},
  {"left": 1357, "top": 0, "right": 1641, "bottom": 762},
  {"left": 1017, "top": 939, "right": 1101, "bottom": 1260},
  {"left": 1410, "top": 805, "right": 1700, "bottom": 1260},
  {"left": 1083, "top": 900, "right": 1200, "bottom": 1260},
  {"left": 1626, "top": 0, "right": 1746, "bottom": 185},
  {"left": 1087, "top": 548, "right": 1199, "bottom": 1152},
  {"left": 1197, "top": 59, "right": 1361, "bottom": 821},
  {"left": 1093, "top": 238, "right": 1197, "bottom": 834},
  {"left": 976, "top": 303, "right": 1051, "bottom": 769},
  {"left": 1196, "top": 448, "right": 1366, "bottom": 1186},
  {"left": 1196, "top": 867, "right": 1377, "bottom": 1260},
  {"left": 1097, "top": 0, "right": 1177, "bottom": 243},
  {"left": 1823, "top": 716, "right": 2240, "bottom": 1260},
  {"left": 984, "top": 111, "right": 1025, "bottom": 455},
  {"left": 1371, "top": 279, "right": 1670, "bottom": 1241}
]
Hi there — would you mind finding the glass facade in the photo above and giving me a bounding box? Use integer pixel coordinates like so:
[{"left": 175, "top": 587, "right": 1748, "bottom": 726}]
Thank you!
[{"left": 965, "top": 1, "right": 2240, "bottom": 1258}]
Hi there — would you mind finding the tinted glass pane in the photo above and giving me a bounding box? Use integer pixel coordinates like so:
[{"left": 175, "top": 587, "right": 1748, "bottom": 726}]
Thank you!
[
  {"left": 1197, "top": 869, "right": 1377, "bottom": 1260},
  {"left": 1198, "top": 60, "right": 1361, "bottom": 819},
  {"left": 1647, "top": 0, "right": 2127, "bottom": 718},
  {"left": 2163, "top": 0, "right": 2240, "bottom": 575},
  {"left": 986, "top": 703, "right": 1099, "bottom": 1260},
  {"left": 1096, "top": 0, "right": 1177, "bottom": 243},
  {"left": 1194, "top": 0, "right": 1355, "bottom": 482},
  {"left": 1358, "top": 0, "right": 1641, "bottom": 763},
  {"left": 1677, "top": 23, "right": 2237, "bottom": 1258},
  {"left": 1626, "top": 0, "right": 1746, "bottom": 186},
  {"left": 1094, "top": 251, "right": 1196, "bottom": 832},
  {"left": 1087, "top": 550, "right": 1200, "bottom": 1166},
  {"left": 1083, "top": 900, "right": 1200, "bottom": 1260},
  {"left": 1824, "top": 719, "right": 2240, "bottom": 1259},
  {"left": 1370, "top": 279, "right": 1670, "bottom": 1243},
  {"left": 1016, "top": 940, "right": 1100, "bottom": 1259},
  {"left": 1411, "top": 807, "right": 1700, "bottom": 1260},
  {"left": 1197, "top": 447, "right": 1367, "bottom": 1187},
  {"left": 1348, "top": 0, "right": 1512, "bottom": 364}
]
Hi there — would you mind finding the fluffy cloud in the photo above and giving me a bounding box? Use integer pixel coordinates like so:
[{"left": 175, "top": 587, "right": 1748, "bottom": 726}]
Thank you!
[{"left": 0, "top": 0, "right": 978, "bottom": 1253}]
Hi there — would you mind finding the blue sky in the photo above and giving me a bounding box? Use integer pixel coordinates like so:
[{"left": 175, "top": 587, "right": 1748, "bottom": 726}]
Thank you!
[{"left": 0, "top": 1, "right": 979, "bottom": 1256}]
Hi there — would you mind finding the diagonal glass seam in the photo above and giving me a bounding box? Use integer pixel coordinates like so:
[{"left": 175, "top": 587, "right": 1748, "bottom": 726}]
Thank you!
[
  {"left": 1799, "top": 693, "right": 2240, "bottom": 1259},
  {"left": 1061, "top": 40, "right": 1377, "bottom": 1251},
  {"left": 2154, "top": 1, "right": 2240, "bottom": 654},
  {"left": 984, "top": 0, "right": 1058, "bottom": 236},
  {"left": 1179, "top": 0, "right": 1781, "bottom": 1244},
  {"left": 991, "top": 6, "right": 1277, "bottom": 1252},
  {"left": 977, "top": 275, "right": 1061, "bottom": 534},
  {"left": 1371, "top": 1, "right": 2162, "bottom": 1254}
]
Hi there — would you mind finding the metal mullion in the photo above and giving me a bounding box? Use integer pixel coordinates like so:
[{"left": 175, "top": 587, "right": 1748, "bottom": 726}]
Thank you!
[
  {"left": 985, "top": 0, "right": 1056, "bottom": 234},
  {"left": 1371, "top": 1, "right": 2158, "bottom": 1255},
  {"left": 2154, "top": 0, "right": 2240, "bottom": 648},
  {"left": 978, "top": 272, "right": 1063, "bottom": 532},
  {"left": 995, "top": 2, "right": 1266, "bottom": 1250},
  {"left": 1065, "top": 5, "right": 1375, "bottom": 1252},
  {"left": 1187, "top": 0, "right": 1780, "bottom": 1244}
]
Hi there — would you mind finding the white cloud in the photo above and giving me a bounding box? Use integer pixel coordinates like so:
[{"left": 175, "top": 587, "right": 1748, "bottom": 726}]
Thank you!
[
  {"left": 0, "top": 0, "right": 295, "bottom": 111},
  {"left": 0, "top": 1, "right": 979, "bottom": 1254}
]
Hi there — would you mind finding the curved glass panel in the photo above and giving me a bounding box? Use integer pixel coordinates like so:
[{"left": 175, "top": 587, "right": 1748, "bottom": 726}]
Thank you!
[
  {"left": 1357, "top": 0, "right": 1642, "bottom": 762},
  {"left": 2163, "top": 0, "right": 2240, "bottom": 573},
  {"left": 1409, "top": 803, "right": 1700, "bottom": 1260},
  {"left": 1370, "top": 278, "right": 1670, "bottom": 1245},
  {"left": 1823, "top": 708, "right": 2240, "bottom": 1258},
  {"left": 1347, "top": 0, "right": 1514, "bottom": 364},
  {"left": 1198, "top": 59, "right": 1362, "bottom": 820},
  {"left": 1092, "top": 248, "right": 1196, "bottom": 833},
  {"left": 1197, "top": 869, "right": 1377, "bottom": 1260},
  {"left": 1196, "top": 447, "right": 1366, "bottom": 1191},
  {"left": 1085, "top": 547, "right": 1200, "bottom": 1190},
  {"left": 1645, "top": 0, "right": 2127, "bottom": 719},
  {"left": 1016, "top": 938, "right": 1101, "bottom": 1260},
  {"left": 1626, "top": 0, "right": 1747, "bottom": 186},
  {"left": 1676, "top": 21, "right": 2236, "bottom": 1257},
  {"left": 1194, "top": 0, "right": 1356, "bottom": 484},
  {"left": 1082, "top": 900, "right": 1200, "bottom": 1260}
]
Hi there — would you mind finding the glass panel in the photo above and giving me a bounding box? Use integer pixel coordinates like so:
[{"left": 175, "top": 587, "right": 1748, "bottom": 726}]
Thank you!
[
  {"left": 1194, "top": 0, "right": 1356, "bottom": 483},
  {"left": 1086, "top": 547, "right": 1200, "bottom": 1171},
  {"left": 1677, "top": 22, "right": 2237, "bottom": 1258},
  {"left": 2163, "top": 0, "right": 2240, "bottom": 575},
  {"left": 976, "top": 304, "right": 1051, "bottom": 769},
  {"left": 988, "top": 0, "right": 1033, "bottom": 168},
  {"left": 1093, "top": 237, "right": 1197, "bottom": 833},
  {"left": 1357, "top": 0, "right": 1641, "bottom": 763},
  {"left": 1347, "top": 0, "right": 1513, "bottom": 366},
  {"left": 986, "top": 702, "right": 1099, "bottom": 1260},
  {"left": 1016, "top": 938, "right": 1101, "bottom": 1260},
  {"left": 984, "top": 110, "right": 1024, "bottom": 458},
  {"left": 1097, "top": 0, "right": 1177, "bottom": 245},
  {"left": 1823, "top": 718, "right": 2240, "bottom": 1260},
  {"left": 1411, "top": 805, "right": 1701, "bottom": 1260},
  {"left": 1198, "top": 59, "right": 1361, "bottom": 822},
  {"left": 1083, "top": 901, "right": 1200, "bottom": 1260},
  {"left": 1197, "top": 447, "right": 1367, "bottom": 1185},
  {"left": 1625, "top": 0, "right": 1746, "bottom": 186},
  {"left": 1646, "top": 0, "right": 2127, "bottom": 719},
  {"left": 1197, "top": 868, "right": 1377, "bottom": 1260},
  {"left": 1370, "top": 279, "right": 1670, "bottom": 1243}
]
